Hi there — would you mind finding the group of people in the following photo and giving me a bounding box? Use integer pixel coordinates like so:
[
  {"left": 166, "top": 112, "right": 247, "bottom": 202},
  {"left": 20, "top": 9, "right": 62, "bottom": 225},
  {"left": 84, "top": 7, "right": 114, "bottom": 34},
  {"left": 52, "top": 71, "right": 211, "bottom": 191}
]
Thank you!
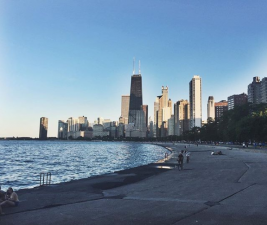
[
  {"left": 0, "top": 186, "right": 19, "bottom": 215},
  {"left": 177, "top": 147, "right": 190, "bottom": 170}
]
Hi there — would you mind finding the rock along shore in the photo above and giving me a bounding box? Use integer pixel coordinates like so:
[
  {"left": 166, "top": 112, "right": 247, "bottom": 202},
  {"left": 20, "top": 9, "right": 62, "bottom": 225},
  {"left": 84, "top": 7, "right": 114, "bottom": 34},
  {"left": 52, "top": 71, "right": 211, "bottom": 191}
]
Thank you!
[{"left": 1, "top": 143, "right": 267, "bottom": 225}]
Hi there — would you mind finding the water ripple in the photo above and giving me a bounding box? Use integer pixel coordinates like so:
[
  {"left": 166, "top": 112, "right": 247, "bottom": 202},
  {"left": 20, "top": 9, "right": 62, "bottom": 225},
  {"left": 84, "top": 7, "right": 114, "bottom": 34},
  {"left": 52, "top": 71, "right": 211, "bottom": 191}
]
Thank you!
[{"left": 0, "top": 141, "right": 168, "bottom": 191}]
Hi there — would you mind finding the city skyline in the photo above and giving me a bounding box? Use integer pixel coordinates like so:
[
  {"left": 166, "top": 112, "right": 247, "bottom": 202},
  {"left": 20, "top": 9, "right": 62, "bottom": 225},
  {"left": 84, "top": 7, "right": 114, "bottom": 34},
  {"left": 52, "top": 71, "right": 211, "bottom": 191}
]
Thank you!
[{"left": 1, "top": 1, "right": 267, "bottom": 137}]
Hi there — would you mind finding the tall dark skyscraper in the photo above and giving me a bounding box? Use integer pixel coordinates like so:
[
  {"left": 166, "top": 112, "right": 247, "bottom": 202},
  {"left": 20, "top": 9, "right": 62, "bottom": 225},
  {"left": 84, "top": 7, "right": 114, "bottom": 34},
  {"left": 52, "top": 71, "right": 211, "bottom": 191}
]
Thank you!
[
  {"left": 39, "top": 117, "right": 48, "bottom": 140},
  {"left": 127, "top": 72, "right": 146, "bottom": 137},
  {"left": 129, "top": 75, "right": 143, "bottom": 110},
  {"left": 128, "top": 74, "right": 144, "bottom": 125}
]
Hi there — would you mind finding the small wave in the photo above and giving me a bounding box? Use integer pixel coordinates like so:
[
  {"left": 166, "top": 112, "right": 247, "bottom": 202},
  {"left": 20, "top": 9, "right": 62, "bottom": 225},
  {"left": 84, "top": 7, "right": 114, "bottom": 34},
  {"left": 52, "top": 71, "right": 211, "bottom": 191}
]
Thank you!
[
  {"left": 23, "top": 160, "right": 34, "bottom": 163},
  {"left": 0, "top": 141, "right": 167, "bottom": 190}
]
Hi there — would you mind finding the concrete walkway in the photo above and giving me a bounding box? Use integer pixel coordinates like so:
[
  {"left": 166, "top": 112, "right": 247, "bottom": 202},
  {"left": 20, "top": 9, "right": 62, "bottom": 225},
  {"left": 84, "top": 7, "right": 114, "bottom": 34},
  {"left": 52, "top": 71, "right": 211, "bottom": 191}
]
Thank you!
[{"left": 1, "top": 143, "right": 267, "bottom": 225}]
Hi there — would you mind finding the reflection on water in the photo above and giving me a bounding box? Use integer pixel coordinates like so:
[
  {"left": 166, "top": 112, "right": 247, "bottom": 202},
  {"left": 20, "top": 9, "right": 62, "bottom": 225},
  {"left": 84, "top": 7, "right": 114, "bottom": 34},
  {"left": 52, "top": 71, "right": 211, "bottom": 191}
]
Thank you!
[{"left": 0, "top": 141, "right": 167, "bottom": 191}]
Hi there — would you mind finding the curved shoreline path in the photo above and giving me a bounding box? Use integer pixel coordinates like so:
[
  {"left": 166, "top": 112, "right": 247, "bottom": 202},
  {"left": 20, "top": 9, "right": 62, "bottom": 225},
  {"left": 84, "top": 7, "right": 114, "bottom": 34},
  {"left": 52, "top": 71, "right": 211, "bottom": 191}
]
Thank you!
[{"left": 1, "top": 143, "right": 267, "bottom": 224}]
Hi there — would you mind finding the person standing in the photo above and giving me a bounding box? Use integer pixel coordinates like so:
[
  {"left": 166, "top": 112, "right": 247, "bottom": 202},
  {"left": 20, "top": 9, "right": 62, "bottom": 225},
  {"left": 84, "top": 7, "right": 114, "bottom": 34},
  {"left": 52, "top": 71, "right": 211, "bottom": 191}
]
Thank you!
[{"left": 177, "top": 152, "right": 184, "bottom": 170}]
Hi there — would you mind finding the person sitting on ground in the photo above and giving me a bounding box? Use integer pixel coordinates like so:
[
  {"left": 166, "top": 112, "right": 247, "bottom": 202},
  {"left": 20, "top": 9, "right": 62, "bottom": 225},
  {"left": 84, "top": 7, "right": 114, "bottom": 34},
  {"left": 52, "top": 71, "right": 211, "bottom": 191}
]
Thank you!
[
  {"left": 211, "top": 151, "right": 223, "bottom": 155},
  {"left": 0, "top": 187, "right": 19, "bottom": 215}
]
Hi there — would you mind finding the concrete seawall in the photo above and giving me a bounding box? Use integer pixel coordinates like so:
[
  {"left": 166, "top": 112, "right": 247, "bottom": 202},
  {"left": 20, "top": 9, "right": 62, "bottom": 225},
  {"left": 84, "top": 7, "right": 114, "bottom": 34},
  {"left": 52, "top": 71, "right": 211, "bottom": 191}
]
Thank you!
[{"left": 1, "top": 143, "right": 267, "bottom": 225}]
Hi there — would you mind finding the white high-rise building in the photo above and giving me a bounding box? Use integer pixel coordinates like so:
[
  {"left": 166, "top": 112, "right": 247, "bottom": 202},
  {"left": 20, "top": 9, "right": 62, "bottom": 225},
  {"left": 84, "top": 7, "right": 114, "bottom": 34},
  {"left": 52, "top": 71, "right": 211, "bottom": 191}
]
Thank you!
[
  {"left": 189, "top": 75, "right": 202, "bottom": 128},
  {"left": 207, "top": 96, "right": 215, "bottom": 121},
  {"left": 154, "top": 86, "right": 172, "bottom": 137},
  {"left": 121, "top": 95, "right": 130, "bottom": 124}
]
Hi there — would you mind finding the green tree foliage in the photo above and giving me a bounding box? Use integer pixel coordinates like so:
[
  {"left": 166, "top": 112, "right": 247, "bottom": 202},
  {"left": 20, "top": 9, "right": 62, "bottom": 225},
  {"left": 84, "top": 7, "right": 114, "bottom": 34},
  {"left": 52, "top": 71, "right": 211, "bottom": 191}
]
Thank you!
[{"left": 193, "top": 103, "right": 267, "bottom": 142}]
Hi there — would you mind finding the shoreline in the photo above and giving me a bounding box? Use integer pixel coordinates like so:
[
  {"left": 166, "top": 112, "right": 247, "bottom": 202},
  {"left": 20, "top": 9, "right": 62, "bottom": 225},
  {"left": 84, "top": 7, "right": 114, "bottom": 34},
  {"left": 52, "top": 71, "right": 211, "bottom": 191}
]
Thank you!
[
  {"left": 2, "top": 141, "right": 264, "bottom": 192},
  {"left": 0, "top": 142, "right": 170, "bottom": 192},
  {"left": 1, "top": 143, "right": 267, "bottom": 224},
  {"left": 3, "top": 141, "right": 264, "bottom": 193},
  {"left": 1, "top": 143, "right": 177, "bottom": 216}
]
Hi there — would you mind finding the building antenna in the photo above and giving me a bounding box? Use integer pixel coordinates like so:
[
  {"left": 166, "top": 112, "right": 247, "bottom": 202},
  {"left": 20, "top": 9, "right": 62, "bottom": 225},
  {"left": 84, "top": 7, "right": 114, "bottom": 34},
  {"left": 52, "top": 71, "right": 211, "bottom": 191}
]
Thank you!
[
  {"left": 139, "top": 60, "right": 141, "bottom": 74},
  {"left": 133, "top": 57, "right": 135, "bottom": 75}
]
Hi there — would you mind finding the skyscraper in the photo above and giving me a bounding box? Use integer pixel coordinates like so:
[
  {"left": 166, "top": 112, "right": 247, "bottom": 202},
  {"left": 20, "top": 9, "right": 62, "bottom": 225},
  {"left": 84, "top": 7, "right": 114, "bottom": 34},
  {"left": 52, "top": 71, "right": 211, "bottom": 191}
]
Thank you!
[
  {"left": 154, "top": 86, "right": 172, "bottom": 137},
  {"left": 207, "top": 96, "right": 215, "bottom": 121},
  {"left": 148, "top": 116, "right": 154, "bottom": 138},
  {"left": 127, "top": 73, "right": 146, "bottom": 137},
  {"left": 142, "top": 105, "right": 148, "bottom": 128},
  {"left": 174, "top": 100, "right": 190, "bottom": 136},
  {"left": 215, "top": 100, "right": 228, "bottom": 120},
  {"left": 58, "top": 120, "right": 68, "bottom": 139},
  {"left": 154, "top": 97, "right": 159, "bottom": 126},
  {"left": 167, "top": 115, "right": 175, "bottom": 136},
  {"left": 129, "top": 75, "right": 143, "bottom": 110},
  {"left": 78, "top": 116, "right": 89, "bottom": 131},
  {"left": 261, "top": 77, "right": 267, "bottom": 103},
  {"left": 227, "top": 93, "right": 248, "bottom": 110},
  {"left": 248, "top": 76, "right": 261, "bottom": 104},
  {"left": 39, "top": 117, "right": 48, "bottom": 140},
  {"left": 121, "top": 95, "right": 130, "bottom": 124},
  {"left": 189, "top": 75, "right": 202, "bottom": 128}
]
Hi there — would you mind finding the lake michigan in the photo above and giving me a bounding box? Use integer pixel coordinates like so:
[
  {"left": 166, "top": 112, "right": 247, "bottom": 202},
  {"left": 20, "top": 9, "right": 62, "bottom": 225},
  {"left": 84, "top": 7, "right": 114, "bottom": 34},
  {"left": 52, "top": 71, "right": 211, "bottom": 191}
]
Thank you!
[{"left": 0, "top": 141, "right": 168, "bottom": 191}]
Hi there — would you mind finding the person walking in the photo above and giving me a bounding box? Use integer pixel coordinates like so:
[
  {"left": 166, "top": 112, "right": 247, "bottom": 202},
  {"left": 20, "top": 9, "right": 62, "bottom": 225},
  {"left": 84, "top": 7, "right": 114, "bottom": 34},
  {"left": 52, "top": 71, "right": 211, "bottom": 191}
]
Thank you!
[{"left": 177, "top": 152, "right": 184, "bottom": 170}]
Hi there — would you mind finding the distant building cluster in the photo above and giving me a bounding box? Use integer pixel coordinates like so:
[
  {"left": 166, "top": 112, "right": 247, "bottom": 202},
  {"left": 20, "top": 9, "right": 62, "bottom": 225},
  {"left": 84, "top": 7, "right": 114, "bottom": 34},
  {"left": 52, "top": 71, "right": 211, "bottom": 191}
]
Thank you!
[
  {"left": 38, "top": 65, "right": 267, "bottom": 139},
  {"left": 57, "top": 117, "right": 116, "bottom": 140}
]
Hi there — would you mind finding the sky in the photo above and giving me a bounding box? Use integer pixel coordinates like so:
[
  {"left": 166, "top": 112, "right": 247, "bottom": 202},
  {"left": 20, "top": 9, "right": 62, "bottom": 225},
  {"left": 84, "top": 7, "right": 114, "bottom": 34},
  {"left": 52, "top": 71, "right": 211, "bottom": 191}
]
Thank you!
[{"left": 1, "top": 0, "right": 267, "bottom": 138}]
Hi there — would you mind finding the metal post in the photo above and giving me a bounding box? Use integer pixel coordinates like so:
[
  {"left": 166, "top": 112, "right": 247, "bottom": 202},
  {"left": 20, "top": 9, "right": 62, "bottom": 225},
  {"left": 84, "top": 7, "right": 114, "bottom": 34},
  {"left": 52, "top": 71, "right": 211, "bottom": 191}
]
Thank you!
[
  {"left": 40, "top": 172, "right": 51, "bottom": 186},
  {"left": 46, "top": 172, "right": 51, "bottom": 185}
]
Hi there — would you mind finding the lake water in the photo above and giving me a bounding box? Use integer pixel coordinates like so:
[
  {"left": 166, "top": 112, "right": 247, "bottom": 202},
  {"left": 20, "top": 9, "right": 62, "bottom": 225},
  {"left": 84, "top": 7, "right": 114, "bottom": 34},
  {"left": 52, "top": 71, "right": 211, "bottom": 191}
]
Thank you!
[{"left": 0, "top": 141, "right": 168, "bottom": 191}]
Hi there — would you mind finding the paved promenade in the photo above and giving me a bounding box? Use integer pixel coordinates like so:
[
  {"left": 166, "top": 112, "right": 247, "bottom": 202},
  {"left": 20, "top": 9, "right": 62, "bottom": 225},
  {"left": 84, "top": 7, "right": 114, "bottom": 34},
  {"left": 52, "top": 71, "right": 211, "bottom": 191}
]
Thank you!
[{"left": 1, "top": 143, "right": 267, "bottom": 225}]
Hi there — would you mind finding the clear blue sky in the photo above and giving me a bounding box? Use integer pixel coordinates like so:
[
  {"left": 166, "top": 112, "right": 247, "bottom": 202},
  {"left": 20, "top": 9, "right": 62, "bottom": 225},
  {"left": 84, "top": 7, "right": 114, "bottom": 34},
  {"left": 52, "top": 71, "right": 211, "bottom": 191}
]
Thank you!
[{"left": 1, "top": 0, "right": 267, "bottom": 137}]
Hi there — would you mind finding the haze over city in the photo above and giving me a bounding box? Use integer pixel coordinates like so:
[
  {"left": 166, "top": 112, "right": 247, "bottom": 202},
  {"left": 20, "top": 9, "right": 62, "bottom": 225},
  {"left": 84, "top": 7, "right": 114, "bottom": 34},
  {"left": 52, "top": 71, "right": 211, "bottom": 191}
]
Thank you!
[{"left": 1, "top": 0, "right": 267, "bottom": 137}]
